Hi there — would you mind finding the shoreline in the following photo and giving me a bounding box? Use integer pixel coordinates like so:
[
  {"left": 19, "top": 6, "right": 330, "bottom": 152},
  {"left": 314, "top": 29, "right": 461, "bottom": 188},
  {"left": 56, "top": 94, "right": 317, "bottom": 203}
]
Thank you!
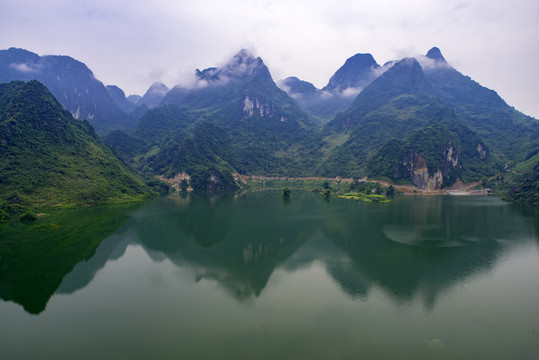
[{"left": 233, "top": 174, "right": 489, "bottom": 196}]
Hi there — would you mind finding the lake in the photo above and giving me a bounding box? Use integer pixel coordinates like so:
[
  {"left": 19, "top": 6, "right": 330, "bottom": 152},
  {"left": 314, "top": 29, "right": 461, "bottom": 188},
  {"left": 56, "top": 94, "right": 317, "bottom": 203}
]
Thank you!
[{"left": 1, "top": 192, "right": 538, "bottom": 359}]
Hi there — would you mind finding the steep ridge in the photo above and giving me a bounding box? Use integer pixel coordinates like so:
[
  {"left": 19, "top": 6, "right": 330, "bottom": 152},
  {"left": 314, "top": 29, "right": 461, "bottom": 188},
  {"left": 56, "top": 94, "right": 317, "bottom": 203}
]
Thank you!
[
  {"left": 0, "top": 80, "right": 152, "bottom": 211},
  {"left": 323, "top": 53, "right": 380, "bottom": 93},
  {"left": 0, "top": 48, "right": 131, "bottom": 134},
  {"left": 3, "top": 46, "right": 532, "bottom": 195},
  {"left": 420, "top": 47, "right": 538, "bottom": 160},
  {"left": 138, "top": 82, "right": 169, "bottom": 108},
  {"left": 151, "top": 50, "right": 315, "bottom": 178},
  {"left": 366, "top": 105, "right": 496, "bottom": 189},
  {"left": 319, "top": 57, "right": 434, "bottom": 176},
  {"left": 279, "top": 53, "right": 382, "bottom": 123},
  {"left": 165, "top": 122, "right": 238, "bottom": 191},
  {"left": 319, "top": 48, "right": 537, "bottom": 184},
  {"left": 326, "top": 57, "right": 429, "bottom": 131},
  {"left": 106, "top": 85, "right": 137, "bottom": 114}
]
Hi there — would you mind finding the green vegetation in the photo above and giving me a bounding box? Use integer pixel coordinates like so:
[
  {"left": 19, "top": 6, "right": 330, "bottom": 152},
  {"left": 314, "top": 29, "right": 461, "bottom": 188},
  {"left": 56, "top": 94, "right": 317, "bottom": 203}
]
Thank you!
[
  {"left": 106, "top": 52, "right": 325, "bottom": 190},
  {"left": 0, "top": 81, "right": 153, "bottom": 214},
  {"left": 245, "top": 177, "right": 353, "bottom": 193},
  {"left": 161, "top": 56, "right": 316, "bottom": 177},
  {"left": 425, "top": 61, "right": 539, "bottom": 162},
  {"left": 164, "top": 123, "right": 238, "bottom": 191},
  {"left": 317, "top": 56, "right": 537, "bottom": 192},
  {"left": 19, "top": 211, "right": 38, "bottom": 222},
  {"left": 339, "top": 193, "right": 390, "bottom": 203},
  {"left": 180, "top": 179, "right": 189, "bottom": 191},
  {"left": 337, "top": 180, "right": 394, "bottom": 202},
  {"left": 4, "top": 49, "right": 537, "bottom": 205},
  {"left": 503, "top": 160, "right": 539, "bottom": 206},
  {"left": 348, "top": 180, "right": 392, "bottom": 195},
  {"left": 318, "top": 59, "right": 443, "bottom": 176},
  {"left": 99, "top": 51, "right": 536, "bottom": 202},
  {"left": 366, "top": 107, "right": 497, "bottom": 188},
  {"left": 244, "top": 178, "right": 394, "bottom": 203},
  {"left": 282, "top": 188, "right": 291, "bottom": 198}
]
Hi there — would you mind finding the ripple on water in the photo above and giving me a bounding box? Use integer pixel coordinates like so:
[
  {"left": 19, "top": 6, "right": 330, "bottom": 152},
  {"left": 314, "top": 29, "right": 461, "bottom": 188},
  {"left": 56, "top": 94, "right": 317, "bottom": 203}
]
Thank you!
[{"left": 383, "top": 224, "right": 474, "bottom": 248}]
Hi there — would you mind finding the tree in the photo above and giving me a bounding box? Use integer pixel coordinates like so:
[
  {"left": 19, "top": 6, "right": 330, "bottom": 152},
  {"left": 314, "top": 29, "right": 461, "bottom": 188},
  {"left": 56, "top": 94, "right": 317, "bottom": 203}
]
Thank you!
[
  {"left": 180, "top": 179, "right": 189, "bottom": 191},
  {"left": 282, "top": 188, "right": 291, "bottom": 198}
]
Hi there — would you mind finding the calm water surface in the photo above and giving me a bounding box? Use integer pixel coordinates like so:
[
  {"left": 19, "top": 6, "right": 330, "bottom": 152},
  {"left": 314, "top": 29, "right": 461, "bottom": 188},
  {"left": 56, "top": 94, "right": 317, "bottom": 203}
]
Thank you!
[{"left": 1, "top": 192, "right": 538, "bottom": 359}]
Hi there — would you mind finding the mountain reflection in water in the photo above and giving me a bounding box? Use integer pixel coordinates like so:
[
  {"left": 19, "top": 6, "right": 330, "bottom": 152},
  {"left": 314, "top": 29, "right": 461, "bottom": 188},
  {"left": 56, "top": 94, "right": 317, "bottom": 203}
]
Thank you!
[{"left": 1, "top": 192, "right": 537, "bottom": 314}]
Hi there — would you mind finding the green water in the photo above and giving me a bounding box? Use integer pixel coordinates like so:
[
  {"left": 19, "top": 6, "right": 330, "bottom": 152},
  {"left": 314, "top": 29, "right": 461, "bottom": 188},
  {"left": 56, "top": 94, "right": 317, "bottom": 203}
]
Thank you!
[{"left": 1, "top": 192, "right": 538, "bottom": 359}]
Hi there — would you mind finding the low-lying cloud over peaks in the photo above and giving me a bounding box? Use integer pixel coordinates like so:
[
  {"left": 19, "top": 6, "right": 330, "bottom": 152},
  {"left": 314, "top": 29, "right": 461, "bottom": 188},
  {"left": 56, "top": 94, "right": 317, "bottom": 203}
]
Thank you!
[
  {"left": 416, "top": 56, "right": 452, "bottom": 71},
  {"left": 3, "top": 0, "right": 538, "bottom": 118},
  {"left": 9, "top": 62, "right": 42, "bottom": 73}
]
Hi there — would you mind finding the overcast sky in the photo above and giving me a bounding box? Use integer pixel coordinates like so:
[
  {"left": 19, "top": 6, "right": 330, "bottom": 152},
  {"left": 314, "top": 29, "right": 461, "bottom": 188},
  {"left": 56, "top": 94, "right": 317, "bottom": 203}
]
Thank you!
[{"left": 1, "top": 0, "right": 538, "bottom": 118}]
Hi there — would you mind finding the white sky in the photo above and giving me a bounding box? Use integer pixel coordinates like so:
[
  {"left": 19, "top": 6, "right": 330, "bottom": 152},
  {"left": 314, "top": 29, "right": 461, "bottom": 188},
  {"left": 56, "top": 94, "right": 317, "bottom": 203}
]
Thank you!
[{"left": 1, "top": 0, "right": 538, "bottom": 118}]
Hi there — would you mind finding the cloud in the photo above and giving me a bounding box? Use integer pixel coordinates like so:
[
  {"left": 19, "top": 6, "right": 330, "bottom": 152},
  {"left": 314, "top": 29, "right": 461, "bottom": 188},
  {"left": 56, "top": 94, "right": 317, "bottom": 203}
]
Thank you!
[
  {"left": 9, "top": 62, "right": 41, "bottom": 73},
  {"left": 171, "top": 49, "right": 265, "bottom": 90},
  {"left": 340, "top": 87, "right": 363, "bottom": 98},
  {"left": 319, "top": 90, "right": 335, "bottom": 99},
  {"left": 416, "top": 56, "right": 452, "bottom": 71},
  {"left": 276, "top": 80, "right": 291, "bottom": 94},
  {"left": 372, "top": 61, "right": 396, "bottom": 78}
]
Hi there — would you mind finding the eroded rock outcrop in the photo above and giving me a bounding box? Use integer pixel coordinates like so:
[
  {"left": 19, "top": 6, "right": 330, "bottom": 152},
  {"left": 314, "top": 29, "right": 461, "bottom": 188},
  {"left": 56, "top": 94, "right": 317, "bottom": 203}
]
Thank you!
[
  {"left": 402, "top": 142, "right": 461, "bottom": 190},
  {"left": 402, "top": 151, "right": 443, "bottom": 190}
]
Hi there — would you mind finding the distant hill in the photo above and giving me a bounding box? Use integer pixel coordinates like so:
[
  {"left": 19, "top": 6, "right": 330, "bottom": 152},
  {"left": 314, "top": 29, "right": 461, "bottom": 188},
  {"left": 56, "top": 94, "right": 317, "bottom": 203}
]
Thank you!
[
  {"left": 366, "top": 105, "right": 496, "bottom": 189},
  {"left": 165, "top": 122, "right": 238, "bottom": 191},
  {"left": 106, "top": 85, "right": 137, "bottom": 114},
  {"left": 420, "top": 47, "right": 539, "bottom": 159},
  {"left": 138, "top": 82, "right": 169, "bottom": 109},
  {"left": 127, "top": 94, "right": 142, "bottom": 104},
  {"left": 151, "top": 50, "right": 315, "bottom": 177},
  {"left": 318, "top": 48, "right": 538, "bottom": 188},
  {"left": 319, "top": 57, "right": 436, "bottom": 176},
  {"left": 278, "top": 53, "right": 382, "bottom": 123},
  {"left": 0, "top": 80, "right": 152, "bottom": 215},
  {"left": 4, "top": 46, "right": 534, "bottom": 198},
  {"left": 323, "top": 53, "right": 380, "bottom": 93},
  {"left": 108, "top": 50, "right": 322, "bottom": 189},
  {"left": 106, "top": 104, "right": 197, "bottom": 174},
  {"left": 0, "top": 48, "right": 132, "bottom": 134},
  {"left": 108, "top": 47, "right": 538, "bottom": 192}
]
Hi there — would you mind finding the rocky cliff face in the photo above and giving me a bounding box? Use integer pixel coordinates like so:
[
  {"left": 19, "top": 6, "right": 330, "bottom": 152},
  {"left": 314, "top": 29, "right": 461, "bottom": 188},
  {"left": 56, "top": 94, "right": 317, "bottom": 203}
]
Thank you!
[
  {"left": 402, "top": 141, "right": 461, "bottom": 190},
  {"left": 364, "top": 102, "right": 497, "bottom": 189},
  {"left": 242, "top": 96, "right": 286, "bottom": 122},
  {"left": 442, "top": 142, "right": 461, "bottom": 174},
  {"left": 402, "top": 151, "right": 443, "bottom": 190}
]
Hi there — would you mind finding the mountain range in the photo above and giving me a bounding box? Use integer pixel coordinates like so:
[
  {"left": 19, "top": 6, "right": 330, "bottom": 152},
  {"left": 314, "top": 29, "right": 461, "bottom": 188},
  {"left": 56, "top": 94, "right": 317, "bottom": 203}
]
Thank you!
[
  {"left": 108, "top": 49, "right": 316, "bottom": 186},
  {"left": 278, "top": 52, "right": 383, "bottom": 122},
  {"left": 1, "top": 46, "right": 538, "bottom": 204},
  {"left": 0, "top": 48, "right": 136, "bottom": 133}
]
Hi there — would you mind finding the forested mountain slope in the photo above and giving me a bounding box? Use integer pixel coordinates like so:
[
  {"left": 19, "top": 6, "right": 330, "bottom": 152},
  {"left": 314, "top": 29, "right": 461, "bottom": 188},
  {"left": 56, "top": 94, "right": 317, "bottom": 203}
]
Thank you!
[{"left": 0, "top": 80, "right": 152, "bottom": 215}]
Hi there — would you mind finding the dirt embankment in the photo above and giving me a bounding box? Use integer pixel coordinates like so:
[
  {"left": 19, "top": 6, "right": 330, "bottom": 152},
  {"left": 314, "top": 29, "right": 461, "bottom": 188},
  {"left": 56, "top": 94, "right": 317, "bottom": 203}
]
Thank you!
[
  {"left": 158, "top": 173, "right": 191, "bottom": 190},
  {"left": 373, "top": 179, "right": 486, "bottom": 195},
  {"left": 235, "top": 173, "right": 488, "bottom": 196},
  {"left": 233, "top": 173, "right": 354, "bottom": 184}
]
